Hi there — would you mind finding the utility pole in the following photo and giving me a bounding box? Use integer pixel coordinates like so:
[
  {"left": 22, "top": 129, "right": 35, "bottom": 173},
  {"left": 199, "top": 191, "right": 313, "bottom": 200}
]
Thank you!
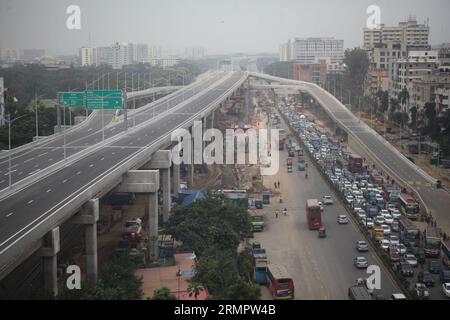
[{"left": 35, "top": 92, "right": 39, "bottom": 141}]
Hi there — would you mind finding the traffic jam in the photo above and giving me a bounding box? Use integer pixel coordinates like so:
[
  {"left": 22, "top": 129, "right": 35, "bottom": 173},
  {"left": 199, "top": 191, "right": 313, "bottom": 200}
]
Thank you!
[{"left": 276, "top": 99, "right": 450, "bottom": 300}]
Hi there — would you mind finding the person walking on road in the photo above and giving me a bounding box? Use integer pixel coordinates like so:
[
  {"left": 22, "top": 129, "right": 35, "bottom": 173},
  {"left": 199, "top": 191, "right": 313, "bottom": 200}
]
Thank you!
[
  {"left": 274, "top": 182, "right": 277, "bottom": 189},
  {"left": 283, "top": 208, "right": 287, "bottom": 216},
  {"left": 277, "top": 181, "right": 280, "bottom": 188},
  {"left": 275, "top": 211, "right": 279, "bottom": 219}
]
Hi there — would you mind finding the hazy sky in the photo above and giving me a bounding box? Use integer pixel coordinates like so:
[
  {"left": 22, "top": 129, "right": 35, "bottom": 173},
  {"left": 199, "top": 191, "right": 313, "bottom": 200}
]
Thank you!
[{"left": 0, "top": 0, "right": 449, "bottom": 55}]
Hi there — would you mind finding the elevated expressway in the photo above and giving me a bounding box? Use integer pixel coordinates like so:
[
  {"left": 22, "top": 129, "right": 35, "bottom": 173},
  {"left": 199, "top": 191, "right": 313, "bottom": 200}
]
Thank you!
[
  {"left": 0, "top": 71, "right": 247, "bottom": 292},
  {"left": 249, "top": 72, "right": 450, "bottom": 234}
]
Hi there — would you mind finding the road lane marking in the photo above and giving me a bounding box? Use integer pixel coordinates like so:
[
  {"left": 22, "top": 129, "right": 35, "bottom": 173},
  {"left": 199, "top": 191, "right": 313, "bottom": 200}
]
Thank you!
[
  {"left": 89, "top": 164, "right": 94, "bottom": 167},
  {"left": 46, "top": 189, "right": 52, "bottom": 193},
  {"left": 62, "top": 179, "right": 67, "bottom": 183},
  {"left": 100, "top": 157, "right": 104, "bottom": 161},
  {"left": 37, "top": 152, "right": 48, "bottom": 157},
  {"left": 6, "top": 212, "right": 14, "bottom": 217},
  {"left": 76, "top": 171, "right": 81, "bottom": 175},
  {"left": 27, "top": 200, "right": 34, "bottom": 204}
]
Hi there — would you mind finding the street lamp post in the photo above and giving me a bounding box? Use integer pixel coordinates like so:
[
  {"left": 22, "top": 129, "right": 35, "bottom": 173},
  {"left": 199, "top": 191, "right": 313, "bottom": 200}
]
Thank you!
[{"left": 6, "top": 113, "right": 28, "bottom": 188}]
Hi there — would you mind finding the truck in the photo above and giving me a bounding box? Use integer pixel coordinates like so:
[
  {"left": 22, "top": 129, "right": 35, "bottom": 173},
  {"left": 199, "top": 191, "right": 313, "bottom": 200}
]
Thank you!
[
  {"left": 371, "top": 227, "right": 385, "bottom": 241},
  {"left": 398, "top": 216, "right": 421, "bottom": 247},
  {"left": 348, "top": 154, "right": 363, "bottom": 173},
  {"left": 348, "top": 285, "right": 373, "bottom": 300},
  {"left": 254, "top": 260, "right": 268, "bottom": 285},
  {"left": 249, "top": 209, "right": 265, "bottom": 232}
]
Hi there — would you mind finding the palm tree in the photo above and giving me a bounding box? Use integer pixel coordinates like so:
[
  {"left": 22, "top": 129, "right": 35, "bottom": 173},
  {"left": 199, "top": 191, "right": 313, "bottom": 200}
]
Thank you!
[
  {"left": 398, "top": 88, "right": 410, "bottom": 113},
  {"left": 187, "top": 282, "right": 205, "bottom": 300}
]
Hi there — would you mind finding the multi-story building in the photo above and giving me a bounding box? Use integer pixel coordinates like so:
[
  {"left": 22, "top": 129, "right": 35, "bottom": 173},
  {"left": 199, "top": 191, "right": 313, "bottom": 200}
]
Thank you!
[
  {"left": 433, "top": 43, "right": 450, "bottom": 66},
  {"left": 185, "top": 46, "right": 206, "bottom": 59},
  {"left": 390, "top": 50, "right": 439, "bottom": 111},
  {"left": 363, "top": 16, "right": 429, "bottom": 50},
  {"left": 148, "top": 56, "right": 180, "bottom": 68},
  {"left": 279, "top": 38, "right": 344, "bottom": 64},
  {"left": 149, "top": 46, "right": 162, "bottom": 59},
  {"left": 110, "top": 42, "right": 131, "bottom": 69},
  {"left": 293, "top": 59, "right": 327, "bottom": 85},
  {"left": 79, "top": 46, "right": 97, "bottom": 66},
  {"left": 22, "top": 49, "right": 45, "bottom": 62},
  {"left": 0, "top": 48, "right": 21, "bottom": 62},
  {"left": 410, "top": 67, "right": 450, "bottom": 113},
  {"left": 133, "top": 43, "right": 149, "bottom": 63}
]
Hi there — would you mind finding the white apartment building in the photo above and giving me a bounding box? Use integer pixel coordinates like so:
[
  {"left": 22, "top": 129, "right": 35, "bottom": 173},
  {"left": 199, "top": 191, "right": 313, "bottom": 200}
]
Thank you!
[
  {"left": 149, "top": 46, "right": 162, "bottom": 59},
  {"left": 390, "top": 50, "right": 439, "bottom": 110},
  {"left": 185, "top": 46, "right": 206, "bottom": 59},
  {"left": 363, "top": 16, "right": 429, "bottom": 50},
  {"left": 132, "top": 43, "right": 149, "bottom": 63},
  {"left": 111, "top": 42, "right": 131, "bottom": 69},
  {"left": 279, "top": 38, "right": 343, "bottom": 64},
  {"left": 0, "top": 48, "right": 21, "bottom": 62},
  {"left": 79, "top": 46, "right": 98, "bottom": 66}
]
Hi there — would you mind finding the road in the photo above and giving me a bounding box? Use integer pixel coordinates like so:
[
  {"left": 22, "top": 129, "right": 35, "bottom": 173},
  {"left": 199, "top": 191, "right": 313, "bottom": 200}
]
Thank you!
[
  {"left": 0, "top": 73, "right": 224, "bottom": 191},
  {"left": 254, "top": 110, "right": 400, "bottom": 299},
  {"left": 0, "top": 71, "right": 246, "bottom": 276}
]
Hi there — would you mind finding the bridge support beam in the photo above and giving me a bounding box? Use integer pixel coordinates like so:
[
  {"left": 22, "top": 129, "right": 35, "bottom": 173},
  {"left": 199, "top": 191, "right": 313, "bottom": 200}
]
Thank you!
[
  {"left": 143, "top": 150, "right": 171, "bottom": 223},
  {"left": 115, "top": 170, "right": 160, "bottom": 261},
  {"left": 39, "top": 227, "right": 60, "bottom": 296},
  {"left": 71, "top": 198, "right": 99, "bottom": 284}
]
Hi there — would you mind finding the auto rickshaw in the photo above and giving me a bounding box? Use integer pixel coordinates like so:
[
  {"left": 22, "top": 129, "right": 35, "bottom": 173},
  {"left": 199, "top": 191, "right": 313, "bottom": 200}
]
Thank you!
[{"left": 318, "top": 227, "right": 326, "bottom": 238}]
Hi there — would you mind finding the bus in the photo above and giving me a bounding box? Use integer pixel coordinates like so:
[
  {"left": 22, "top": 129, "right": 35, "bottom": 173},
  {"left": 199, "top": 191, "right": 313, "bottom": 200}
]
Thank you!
[
  {"left": 306, "top": 199, "right": 322, "bottom": 230},
  {"left": 399, "top": 193, "right": 420, "bottom": 220},
  {"left": 348, "top": 154, "right": 363, "bottom": 173},
  {"left": 398, "top": 216, "right": 421, "bottom": 247},
  {"left": 424, "top": 225, "right": 441, "bottom": 258},
  {"left": 442, "top": 240, "right": 450, "bottom": 268},
  {"left": 266, "top": 264, "right": 295, "bottom": 299}
]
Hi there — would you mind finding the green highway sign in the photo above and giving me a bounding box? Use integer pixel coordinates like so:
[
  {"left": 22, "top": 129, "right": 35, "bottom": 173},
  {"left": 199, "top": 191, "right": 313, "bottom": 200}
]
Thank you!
[
  {"left": 86, "top": 90, "right": 123, "bottom": 110},
  {"left": 61, "top": 92, "right": 85, "bottom": 108}
]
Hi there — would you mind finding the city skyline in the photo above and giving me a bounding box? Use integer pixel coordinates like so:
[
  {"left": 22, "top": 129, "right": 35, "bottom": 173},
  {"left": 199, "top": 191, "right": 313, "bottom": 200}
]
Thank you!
[{"left": 1, "top": 0, "right": 450, "bottom": 56}]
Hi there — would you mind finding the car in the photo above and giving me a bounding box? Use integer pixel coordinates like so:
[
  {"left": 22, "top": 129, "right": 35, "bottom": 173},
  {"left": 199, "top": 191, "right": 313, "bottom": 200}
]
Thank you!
[
  {"left": 397, "top": 243, "right": 407, "bottom": 254},
  {"left": 318, "top": 201, "right": 324, "bottom": 211},
  {"left": 379, "top": 239, "right": 390, "bottom": 251},
  {"left": 390, "top": 209, "right": 401, "bottom": 219},
  {"left": 356, "top": 240, "right": 369, "bottom": 252},
  {"left": 364, "top": 217, "right": 374, "bottom": 229},
  {"left": 418, "top": 271, "right": 435, "bottom": 287},
  {"left": 381, "top": 224, "right": 391, "bottom": 235},
  {"left": 404, "top": 254, "right": 418, "bottom": 267},
  {"left": 345, "top": 196, "right": 354, "bottom": 205},
  {"left": 380, "top": 209, "right": 389, "bottom": 216},
  {"left": 357, "top": 212, "right": 367, "bottom": 222},
  {"left": 389, "top": 235, "right": 400, "bottom": 245},
  {"left": 337, "top": 215, "right": 348, "bottom": 224},
  {"left": 397, "top": 261, "right": 414, "bottom": 277},
  {"left": 428, "top": 260, "right": 441, "bottom": 274},
  {"left": 414, "top": 283, "right": 430, "bottom": 299},
  {"left": 390, "top": 293, "right": 407, "bottom": 300},
  {"left": 322, "top": 196, "right": 333, "bottom": 205},
  {"left": 443, "top": 283, "right": 450, "bottom": 298},
  {"left": 383, "top": 214, "right": 394, "bottom": 225},
  {"left": 354, "top": 256, "right": 369, "bottom": 269},
  {"left": 375, "top": 216, "right": 385, "bottom": 225},
  {"left": 441, "top": 269, "right": 450, "bottom": 283},
  {"left": 389, "top": 247, "right": 400, "bottom": 262}
]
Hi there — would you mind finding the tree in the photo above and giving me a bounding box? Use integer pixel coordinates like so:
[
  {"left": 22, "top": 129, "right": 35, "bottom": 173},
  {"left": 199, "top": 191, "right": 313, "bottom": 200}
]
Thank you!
[
  {"left": 409, "top": 106, "right": 418, "bottom": 130},
  {"left": 222, "top": 282, "right": 261, "bottom": 300},
  {"left": 187, "top": 282, "right": 205, "bottom": 300},
  {"left": 343, "top": 48, "right": 370, "bottom": 100},
  {"left": 263, "top": 61, "right": 294, "bottom": 79},
  {"left": 398, "top": 88, "right": 410, "bottom": 113},
  {"left": 151, "top": 287, "right": 177, "bottom": 300}
]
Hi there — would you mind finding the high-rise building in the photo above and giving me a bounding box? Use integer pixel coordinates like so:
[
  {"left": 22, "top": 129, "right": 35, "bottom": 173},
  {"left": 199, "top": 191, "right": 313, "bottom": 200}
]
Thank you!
[
  {"left": 133, "top": 43, "right": 149, "bottom": 63},
  {"left": 149, "top": 46, "right": 162, "bottom": 59},
  {"left": 293, "top": 59, "right": 327, "bottom": 85},
  {"left": 281, "top": 38, "right": 344, "bottom": 64},
  {"left": 22, "top": 49, "right": 45, "bottom": 61},
  {"left": 185, "top": 46, "right": 206, "bottom": 59},
  {"left": 110, "top": 42, "right": 131, "bottom": 69},
  {"left": 79, "top": 46, "right": 97, "bottom": 66},
  {"left": 363, "top": 16, "right": 429, "bottom": 50},
  {"left": 0, "top": 48, "right": 21, "bottom": 62}
]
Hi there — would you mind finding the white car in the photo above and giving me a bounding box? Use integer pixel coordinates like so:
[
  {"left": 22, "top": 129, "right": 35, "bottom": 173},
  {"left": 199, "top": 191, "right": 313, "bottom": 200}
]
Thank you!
[
  {"left": 364, "top": 218, "right": 374, "bottom": 229},
  {"left": 397, "top": 243, "right": 407, "bottom": 255},
  {"left": 443, "top": 283, "right": 450, "bottom": 298},
  {"left": 375, "top": 216, "right": 385, "bottom": 225},
  {"left": 389, "top": 235, "right": 400, "bottom": 245},
  {"left": 323, "top": 196, "right": 333, "bottom": 205},
  {"left": 381, "top": 224, "right": 391, "bottom": 235},
  {"left": 383, "top": 214, "right": 394, "bottom": 225},
  {"left": 354, "top": 256, "right": 369, "bottom": 269},
  {"left": 404, "top": 254, "right": 418, "bottom": 267},
  {"left": 380, "top": 209, "right": 389, "bottom": 215},
  {"left": 379, "top": 239, "right": 390, "bottom": 251},
  {"left": 337, "top": 215, "right": 349, "bottom": 224},
  {"left": 390, "top": 209, "right": 401, "bottom": 219},
  {"left": 345, "top": 196, "right": 354, "bottom": 204},
  {"left": 357, "top": 212, "right": 367, "bottom": 222}
]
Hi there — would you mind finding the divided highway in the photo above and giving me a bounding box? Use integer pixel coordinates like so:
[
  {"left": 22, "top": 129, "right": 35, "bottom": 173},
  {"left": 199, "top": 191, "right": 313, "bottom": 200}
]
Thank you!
[
  {"left": 0, "top": 72, "right": 225, "bottom": 191},
  {"left": 0, "top": 71, "right": 247, "bottom": 277}
]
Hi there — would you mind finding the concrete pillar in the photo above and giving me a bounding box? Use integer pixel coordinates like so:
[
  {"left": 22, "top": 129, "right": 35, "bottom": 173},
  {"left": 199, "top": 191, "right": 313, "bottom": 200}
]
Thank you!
[
  {"left": 211, "top": 111, "right": 215, "bottom": 129},
  {"left": 39, "top": 227, "right": 60, "bottom": 296},
  {"left": 148, "top": 191, "right": 159, "bottom": 260},
  {"left": 115, "top": 169, "right": 160, "bottom": 262},
  {"left": 72, "top": 198, "right": 99, "bottom": 283},
  {"left": 172, "top": 163, "right": 180, "bottom": 195},
  {"left": 161, "top": 168, "right": 170, "bottom": 222}
]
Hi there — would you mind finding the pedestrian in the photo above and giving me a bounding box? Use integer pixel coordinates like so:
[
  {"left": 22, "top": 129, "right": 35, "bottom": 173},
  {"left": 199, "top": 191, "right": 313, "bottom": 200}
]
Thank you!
[
  {"left": 277, "top": 181, "right": 280, "bottom": 188},
  {"left": 283, "top": 208, "right": 287, "bottom": 216},
  {"left": 275, "top": 211, "right": 279, "bottom": 219},
  {"left": 274, "top": 182, "right": 277, "bottom": 189}
]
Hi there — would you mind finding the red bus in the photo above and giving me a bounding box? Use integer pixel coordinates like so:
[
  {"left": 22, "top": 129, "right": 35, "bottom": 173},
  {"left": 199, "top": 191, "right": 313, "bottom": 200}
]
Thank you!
[
  {"left": 267, "top": 264, "right": 295, "bottom": 299},
  {"left": 399, "top": 193, "right": 420, "bottom": 220},
  {"left": 306, "top": 199, "right": 322, "bottom": 230}
]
